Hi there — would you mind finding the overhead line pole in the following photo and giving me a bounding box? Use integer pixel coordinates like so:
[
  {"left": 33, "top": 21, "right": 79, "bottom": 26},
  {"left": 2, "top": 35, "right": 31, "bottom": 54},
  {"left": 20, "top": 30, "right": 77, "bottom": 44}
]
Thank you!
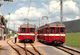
[
  {"left": 39, "top": 18, "right": 40, "bottom": 27},
  {"left": 60, "top": 0, "right": 63, "bottom": 24}
]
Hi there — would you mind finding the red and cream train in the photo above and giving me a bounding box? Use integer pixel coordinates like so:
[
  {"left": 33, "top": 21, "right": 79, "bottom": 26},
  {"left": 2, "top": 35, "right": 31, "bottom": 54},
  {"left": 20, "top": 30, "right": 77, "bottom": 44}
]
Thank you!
[
  {"left": 37, "top": 22, "right": 66, "bottom": 45},
  {"left": 18, "top": 24, "right": 35, "bottom": 43},
  {"left": 18, "top": 22, "right": 66, "bottom": 45}
]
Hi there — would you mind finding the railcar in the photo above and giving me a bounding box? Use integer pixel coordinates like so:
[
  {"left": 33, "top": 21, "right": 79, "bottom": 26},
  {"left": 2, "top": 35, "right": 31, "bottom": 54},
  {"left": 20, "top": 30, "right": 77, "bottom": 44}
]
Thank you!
[
  {"left": 37, "top": 22, "right": 66, "bottom": 45},
  {"left": 18, "top": 24, "right": 35, "bottom": 43}
]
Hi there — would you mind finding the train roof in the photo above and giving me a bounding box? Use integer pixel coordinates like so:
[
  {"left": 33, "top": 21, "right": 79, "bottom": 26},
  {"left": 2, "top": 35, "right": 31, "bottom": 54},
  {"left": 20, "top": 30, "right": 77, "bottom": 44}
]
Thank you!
[
  {"left": 38, "top": 22, "right": 65, "bottom": 30},
  {"left": 19, "top": 24, "right": 35, "bottom": 28},
  {"left": 50, "top": 22, "right": 65, "bottom": 27}
]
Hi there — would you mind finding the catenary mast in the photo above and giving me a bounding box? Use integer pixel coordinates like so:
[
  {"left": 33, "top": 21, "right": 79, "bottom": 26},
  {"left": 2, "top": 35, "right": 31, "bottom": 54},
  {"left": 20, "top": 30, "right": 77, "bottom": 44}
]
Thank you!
[{"left": 60, "top": 0, "right": 63, "bottom": 24}]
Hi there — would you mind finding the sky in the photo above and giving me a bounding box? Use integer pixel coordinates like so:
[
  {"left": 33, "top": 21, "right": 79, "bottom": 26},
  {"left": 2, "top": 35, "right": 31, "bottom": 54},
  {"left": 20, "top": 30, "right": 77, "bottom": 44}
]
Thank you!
[{"left": 0, "top": 0, "right": 80, "bottom": 31}]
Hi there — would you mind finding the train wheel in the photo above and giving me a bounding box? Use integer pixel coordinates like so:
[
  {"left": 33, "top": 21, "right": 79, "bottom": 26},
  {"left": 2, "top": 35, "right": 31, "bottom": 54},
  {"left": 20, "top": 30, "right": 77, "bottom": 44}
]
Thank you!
[
  {"left": 52, "top": 41, "right": 58, "bottom": 46},
  {"left": 31, "top": 41, "right": 34, "bottom": 43}
]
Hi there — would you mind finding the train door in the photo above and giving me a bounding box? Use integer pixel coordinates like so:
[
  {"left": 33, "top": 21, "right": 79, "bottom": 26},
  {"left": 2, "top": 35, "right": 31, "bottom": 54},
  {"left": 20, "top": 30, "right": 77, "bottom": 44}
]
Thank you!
[
  {"left": 55, "top": 27, "right": 60, "bottom": 40},
  {"left": 56, "top": 27, "right": 59, "bottom": 34}
]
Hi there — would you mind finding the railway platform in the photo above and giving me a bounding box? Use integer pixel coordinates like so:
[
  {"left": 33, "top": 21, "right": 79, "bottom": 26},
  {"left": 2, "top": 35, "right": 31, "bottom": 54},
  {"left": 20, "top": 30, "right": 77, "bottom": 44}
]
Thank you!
[{"left": 0, "top": 40, "right": 18, "bottom": 55}]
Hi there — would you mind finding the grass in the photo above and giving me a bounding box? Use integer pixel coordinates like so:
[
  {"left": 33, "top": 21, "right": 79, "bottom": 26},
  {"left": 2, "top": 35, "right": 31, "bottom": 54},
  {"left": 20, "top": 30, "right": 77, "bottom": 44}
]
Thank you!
[{"left": 65, "top": 32, "right": 80, "bottom": 49}]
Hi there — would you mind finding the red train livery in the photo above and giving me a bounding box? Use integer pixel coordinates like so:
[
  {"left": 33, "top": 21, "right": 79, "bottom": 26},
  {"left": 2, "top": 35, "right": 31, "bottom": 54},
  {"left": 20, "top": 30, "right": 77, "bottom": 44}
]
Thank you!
[
  {"left": 18, "top": 24, "right": 35, "bottom": 43},
  {"left": 37, "top": 22, "right": 66, "bottom": 45}
]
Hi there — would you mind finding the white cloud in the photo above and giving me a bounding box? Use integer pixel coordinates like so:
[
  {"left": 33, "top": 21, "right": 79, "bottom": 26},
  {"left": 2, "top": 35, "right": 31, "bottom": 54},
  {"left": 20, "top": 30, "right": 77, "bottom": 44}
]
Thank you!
[
  {"left": 5, "top": 13, "right": 18, "bottom": 21},
  {"left": 4, "top": 0, "right": 80, "bottom": 31},
  {"left": 63, "top": 0, "right": 79, "bottom": 14},
  {"left": 49, "top": 0, "right": 79, "bottom": 14},
  {"left": 5, "top": 6, "right": 43, "bottom": 20},
  {"left": 15, "top": 7, "right": 42, "bottom": 19},
  {"left": 63, "top": 17, "right": 73, "bottom": 21},
  {"left": 4, "top": 6, "right": 44, "bottom": 30},
  {"left": 75, "top": 16, "right": 80, "bottom": 20},
  {"left": 63, "top": 16, "right": 80, "bottom": 21},
  {"left": 5, "top": 0, "right": 79, "bottom": 22},
  {"left": 48, "top": 0, "right": 80, "bottom": 23},
  {"left": 49, "top": 1, "right": 60, "bottom": 13}
]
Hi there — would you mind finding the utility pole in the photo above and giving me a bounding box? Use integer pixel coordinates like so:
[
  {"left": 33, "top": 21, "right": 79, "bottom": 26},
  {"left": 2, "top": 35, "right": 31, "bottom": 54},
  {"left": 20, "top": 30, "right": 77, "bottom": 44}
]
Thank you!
[
  {"left": 8, "top": 13, "right": 10, "bottom": 33},
  {"left": 39, "top": 18, "right": 40, "bottom": 27},
  {"left": 60, "top": 0, "right": 63, "bottom": 24}
]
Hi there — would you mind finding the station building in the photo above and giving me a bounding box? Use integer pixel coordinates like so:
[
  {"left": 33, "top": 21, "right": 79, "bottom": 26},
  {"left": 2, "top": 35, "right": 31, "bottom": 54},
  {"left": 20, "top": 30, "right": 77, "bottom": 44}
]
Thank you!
[{"left": 0, "top": 15, "right": 7, "bottom": 39}]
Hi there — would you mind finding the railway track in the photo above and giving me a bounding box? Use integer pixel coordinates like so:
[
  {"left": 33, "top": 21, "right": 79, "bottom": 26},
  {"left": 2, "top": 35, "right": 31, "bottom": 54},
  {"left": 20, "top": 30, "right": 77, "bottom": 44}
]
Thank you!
[
  {"left": 7, "top": 40, "right": 25, "bottom": 55},
  {"left": 30, "top": 43, "right": 41, "bottom": 55},
  {"left": 15, "top": 43, "right": 36, "bottom": 55},
  {"left": 55, "top": 46, "right": 80, "bottom": 55},
  {"left": 16, "top": 43, "right": 42, "bottom": 55},
  {"left": 7, "top": 39, "right": 42, "bottom": 55}
]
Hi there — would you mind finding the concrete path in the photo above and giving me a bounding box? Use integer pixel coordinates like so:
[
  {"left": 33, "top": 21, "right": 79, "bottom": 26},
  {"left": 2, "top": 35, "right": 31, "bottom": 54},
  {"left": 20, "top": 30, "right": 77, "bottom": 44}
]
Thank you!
[{"left": 0, "top": 40, "right": 18, "bottom": 55}]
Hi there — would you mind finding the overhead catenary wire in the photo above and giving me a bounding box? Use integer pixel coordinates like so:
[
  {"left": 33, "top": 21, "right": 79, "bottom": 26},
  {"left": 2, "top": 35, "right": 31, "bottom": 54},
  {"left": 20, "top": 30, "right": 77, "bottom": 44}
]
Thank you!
[{"left": 39, "top": 0, "right": 60, "bottom": 27}]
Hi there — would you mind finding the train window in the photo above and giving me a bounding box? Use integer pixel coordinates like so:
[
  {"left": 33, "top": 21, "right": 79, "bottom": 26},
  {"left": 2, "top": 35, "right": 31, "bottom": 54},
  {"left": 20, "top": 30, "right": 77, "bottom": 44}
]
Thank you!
[
  {"left": 45, "top": 28, "right": 48, "bottom": 33},
  {"left": 60, "top": 27, "right": 65, "bottom": 33},
  {"left": 30, "top": 28, "right": 35, "bottom": 33},
  {"left": 45, "top": 28, "right": 50, "bottom": 34},
  {"left": 40, "top": 30, "right": 42, "bottom": 33},
  {"left": 50, "top": 27, "right": 55, "bottom": 33},
  {"left": 21, "top": 28, "right": 26, "bottom": 33},
  {"left": 43, "top": 28, "right": 46, "bottom": 34},
  {"left": 41, "top": 29, "right": 43, "bottom": 34},
  {"left": 56, "top": 27, "right": 59, "bottom": 33}
]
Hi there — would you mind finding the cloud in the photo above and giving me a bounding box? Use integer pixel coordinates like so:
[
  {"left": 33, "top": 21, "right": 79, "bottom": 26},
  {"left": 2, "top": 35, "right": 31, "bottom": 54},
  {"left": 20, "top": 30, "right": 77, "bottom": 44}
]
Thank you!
[
  {"left": 5, "top": 6, "right": 44, "bottom": 30},
  {"left": 7, "top": 20, "right": 24, "bottom": 31},
  {"left": 3, "top": 0, "right": 80, "bottom": 31},
  {"left": 49, "top": 0, "right": 79, "bottom": 15},
  {"left": 49, "top": 0, "right": 60, "bottom": 13},
  {"left": 63, "top": 16, "right": 80, "bottom": 21},
  {"left": 47, "top": 0, "right": 80, "bottom": 24},
  {"left": 5, "top": 6, "right": 43, "bottom": 20},
  {"left": 75, "top": 16, "right": 80, "bottom": 20},
  {"left": 5, "top": 13, "right": 18, "bottom": 21},
  {"left": 63, "top": 0, "right": 79, "bottom": 14}
]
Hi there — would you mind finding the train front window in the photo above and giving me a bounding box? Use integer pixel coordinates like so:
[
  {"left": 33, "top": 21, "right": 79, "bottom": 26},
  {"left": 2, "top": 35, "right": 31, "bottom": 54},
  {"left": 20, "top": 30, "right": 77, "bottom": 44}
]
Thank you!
[
  {"left": 60, "top": 27, "right": 65, "bottom": 33},
  {"left": 30, "top": 28, "right": 35, "bottom": 33},
  {"left": 50, "top": 27, "right": 55, "bottom": 33},
  {"left": 21, "top": 28, "right": 26, "bottom": 33}
]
